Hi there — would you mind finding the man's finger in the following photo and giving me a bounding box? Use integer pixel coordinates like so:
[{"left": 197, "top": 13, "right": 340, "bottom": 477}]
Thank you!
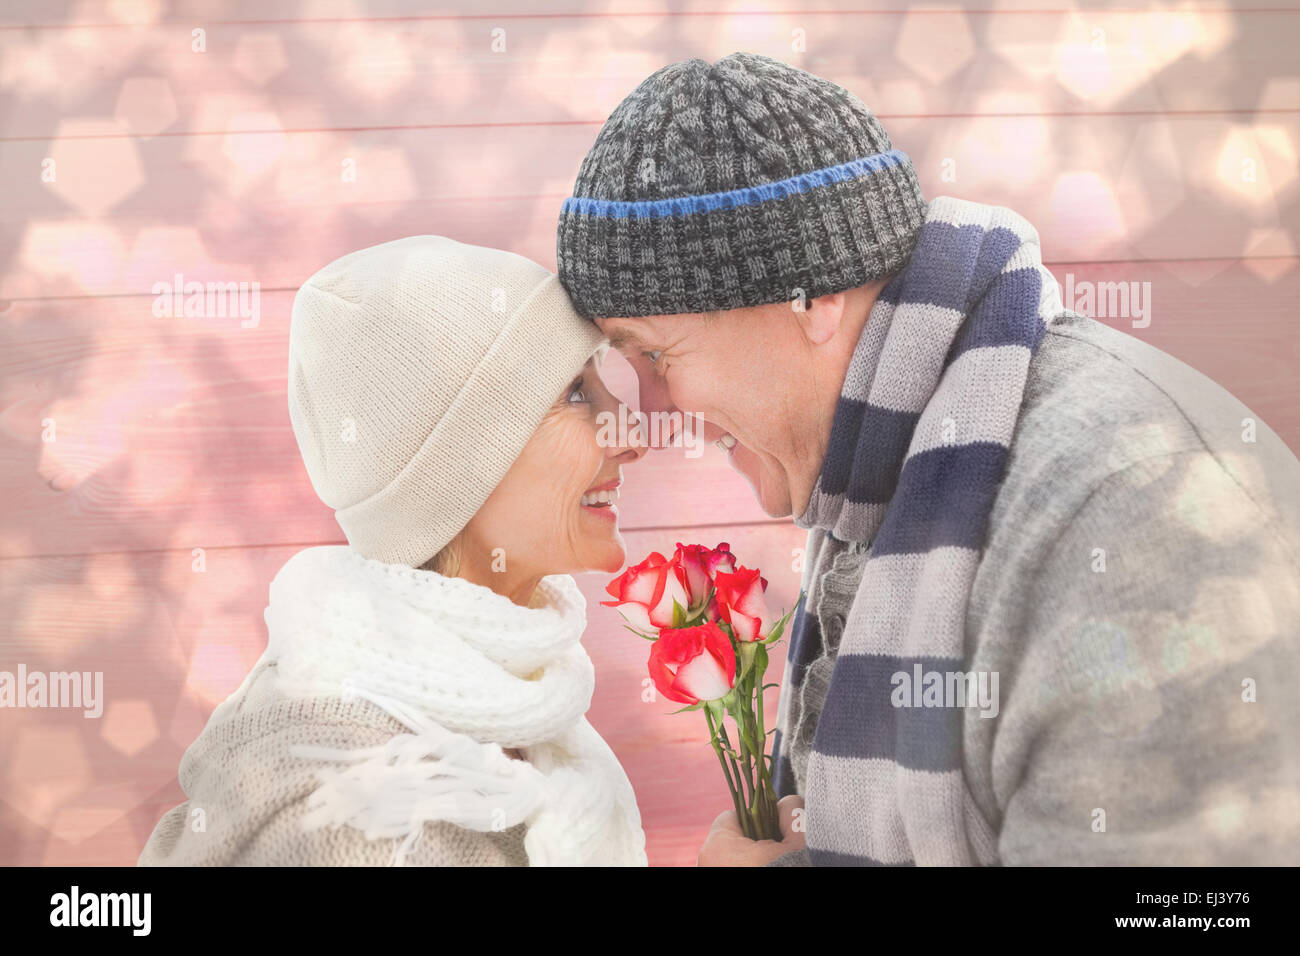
[
  {"left": 709, "top": 807, "right": 739, "bottom": 834},
  {"left": 776, "top": 794, "right": 805, "bottom": 839}
]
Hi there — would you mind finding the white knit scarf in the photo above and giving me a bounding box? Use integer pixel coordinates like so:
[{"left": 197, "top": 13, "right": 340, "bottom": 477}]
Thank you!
[{"left": 262, "top": 545, "right": 648, "bottom": 866}]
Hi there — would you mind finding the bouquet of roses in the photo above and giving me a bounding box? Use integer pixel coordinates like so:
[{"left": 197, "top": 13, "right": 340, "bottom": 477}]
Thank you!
[{"left": 602, "top": 542, "right": 804, "bottom": 841}]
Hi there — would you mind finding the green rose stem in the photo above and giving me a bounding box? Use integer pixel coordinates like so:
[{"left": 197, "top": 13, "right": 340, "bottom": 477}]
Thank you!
[
  {"left": 751, "top": 649, "right": 780, "bottom": 839},
  {"left": 739, "top": 688, "right": 775, "bottom": 841},
  {"left": 704, "top": 705, "right": 753, "bottom": 839},
  {"left": 731, "top": 648, "right": 779, "bottom": 841},
  {"left": 715, "top": 719, "right": 754, "bottom": 837},
  {"left": 728, "top": 640, "right": 778, "bottom": 841},
  {"left": 743, "top": 731, "right": 764, "bottom": 838}
]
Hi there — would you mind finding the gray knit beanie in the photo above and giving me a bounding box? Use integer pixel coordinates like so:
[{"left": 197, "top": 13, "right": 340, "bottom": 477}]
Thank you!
[
  {"left": 556, "top": 52, "right": 927, "bottom": 319},
  {"left": 288, "top": 236, "right": 606, "bottom": 568}
]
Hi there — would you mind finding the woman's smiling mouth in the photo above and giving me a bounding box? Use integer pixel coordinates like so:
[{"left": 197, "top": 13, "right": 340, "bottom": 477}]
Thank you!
[{"left": 580, "top": 480, "right": 621, "bottom": 519}]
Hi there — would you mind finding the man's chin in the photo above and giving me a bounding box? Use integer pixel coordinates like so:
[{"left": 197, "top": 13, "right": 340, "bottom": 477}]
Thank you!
[{"left": 730, "top": 445, "right": 792, "bottom": 518}]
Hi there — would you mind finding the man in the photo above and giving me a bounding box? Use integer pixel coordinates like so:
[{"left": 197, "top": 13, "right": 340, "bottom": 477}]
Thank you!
[{"left": 556, "top": 53, "right": 1300, "bottom": 865}]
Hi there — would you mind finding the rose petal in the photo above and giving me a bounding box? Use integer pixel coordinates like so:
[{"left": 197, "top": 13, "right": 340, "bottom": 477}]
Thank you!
[
  {"left": 612, "top": 601, "right": 655, "bottom": 632},
  {"left": 673, "top": 652, "right": 732, "bottom": 702}
]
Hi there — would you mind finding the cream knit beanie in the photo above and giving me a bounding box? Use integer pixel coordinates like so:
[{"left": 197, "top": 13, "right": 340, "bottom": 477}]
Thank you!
[{"left": 288, "top": 236, "right": 607, "bottom": 568}]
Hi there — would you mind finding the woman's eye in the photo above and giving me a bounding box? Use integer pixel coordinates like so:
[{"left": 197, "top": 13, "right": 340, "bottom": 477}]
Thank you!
[{"left": 567, "top": 380, "right": 587, "bottom": 403}]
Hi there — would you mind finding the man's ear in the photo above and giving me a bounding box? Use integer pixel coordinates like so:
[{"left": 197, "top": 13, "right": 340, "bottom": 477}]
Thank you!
[{"left": 793, "top": 292, "right": 846, "bottom": 347}]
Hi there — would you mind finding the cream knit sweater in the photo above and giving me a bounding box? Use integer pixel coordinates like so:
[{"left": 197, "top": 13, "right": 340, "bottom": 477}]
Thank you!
[
  {"left": 139, "top": 546, "right": 648, "bottom": 866},
  {"left": 139, "top": 661, "right": 534, "bottom": 865}
]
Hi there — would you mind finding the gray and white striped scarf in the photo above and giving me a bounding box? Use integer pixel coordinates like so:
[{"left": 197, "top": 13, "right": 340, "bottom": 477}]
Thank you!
[{"left": 772, "top": 195, "right": 1069, "bottom": 864}]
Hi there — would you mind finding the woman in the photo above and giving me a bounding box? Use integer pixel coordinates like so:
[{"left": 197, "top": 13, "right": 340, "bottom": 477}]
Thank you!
[{"left": 139, "top": 236, "right": 650, "bottom": 866}]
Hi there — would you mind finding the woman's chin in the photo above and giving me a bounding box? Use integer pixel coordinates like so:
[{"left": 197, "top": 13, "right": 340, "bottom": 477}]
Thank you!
[{"left": 574, "top": 536, "right": 626, "bottom": 575}]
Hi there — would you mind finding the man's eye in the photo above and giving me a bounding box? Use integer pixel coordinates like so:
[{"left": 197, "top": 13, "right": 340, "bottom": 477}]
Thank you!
[{"left": 644, "top": 349, "right": 663, "bottom": 368}]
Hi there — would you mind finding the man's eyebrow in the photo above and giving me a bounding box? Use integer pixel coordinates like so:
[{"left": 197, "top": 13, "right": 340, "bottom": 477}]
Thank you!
[{"left": 605, "top": 327, "right": 646, "bottom": 351}]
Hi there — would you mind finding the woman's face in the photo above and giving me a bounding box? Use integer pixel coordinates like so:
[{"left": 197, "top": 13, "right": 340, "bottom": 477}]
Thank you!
[{"left": 461, "top": 352, "right": 647, "bottom": 580}]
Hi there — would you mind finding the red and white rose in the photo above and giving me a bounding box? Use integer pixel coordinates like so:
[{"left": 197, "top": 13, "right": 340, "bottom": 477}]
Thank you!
[
  {"left": 647, "top": 622, "right": 736, "bottom": 705},
  {"left": 600, "top": 550, "right": 691, "bottom": 631},
  {"left": 712, "top": 566, "right": 774, "bottom": 642}
]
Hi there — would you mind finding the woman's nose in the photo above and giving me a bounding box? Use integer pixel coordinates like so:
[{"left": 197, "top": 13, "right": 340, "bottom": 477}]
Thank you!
[{"left": 609, "top": 402, "right": 649, "bottom": 462}]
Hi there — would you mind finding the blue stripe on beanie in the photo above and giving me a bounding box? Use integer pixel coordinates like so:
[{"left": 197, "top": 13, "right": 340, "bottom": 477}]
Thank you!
[{"left": 562, "top": 149, "right": 912, "bottom": 220}]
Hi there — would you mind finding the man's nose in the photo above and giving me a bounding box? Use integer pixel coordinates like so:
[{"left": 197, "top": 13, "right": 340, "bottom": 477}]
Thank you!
[{"left": 638, "top": 377, "right": 682, "bottom": 449}]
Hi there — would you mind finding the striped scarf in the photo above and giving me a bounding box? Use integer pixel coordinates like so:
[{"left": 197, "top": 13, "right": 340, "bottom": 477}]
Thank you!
[{"left": 773, "top": 195, "right": 1068, "bottom": 865}]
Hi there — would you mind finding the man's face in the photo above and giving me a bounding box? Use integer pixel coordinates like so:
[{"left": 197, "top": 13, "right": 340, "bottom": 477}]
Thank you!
[{"left": 596, "top": 303, "right": 817, "bottom": 518}]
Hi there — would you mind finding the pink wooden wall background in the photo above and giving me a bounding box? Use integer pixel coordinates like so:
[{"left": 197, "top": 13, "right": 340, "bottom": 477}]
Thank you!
[{"left": 1, "top": 0, "right": 1297, "bottom": 867}]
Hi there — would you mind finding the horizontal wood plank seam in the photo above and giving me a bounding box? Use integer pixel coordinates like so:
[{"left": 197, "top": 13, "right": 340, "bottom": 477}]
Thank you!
[
  {"left": 4, "top": 109, "right": 1297, "bottom": 143},
  {"left": 4, "top": 257, "right": 1294, "bottom": 306},
  {"left": 5, "top": 9, "right": 1300, "bottom": 31},
  {"left": 0, "top": 518, "right": 800, "bottom": 563}
]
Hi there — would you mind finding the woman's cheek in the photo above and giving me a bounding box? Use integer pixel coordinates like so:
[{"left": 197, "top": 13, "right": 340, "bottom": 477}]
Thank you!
[
  {"left": 562, "top": 413, "right": 605, "bottom": 479},
  {"left": 530, "top": 412, "right": 602, "bottom": 505}
]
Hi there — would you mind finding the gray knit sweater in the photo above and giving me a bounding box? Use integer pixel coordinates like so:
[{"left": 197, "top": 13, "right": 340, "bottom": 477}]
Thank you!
[{"left": 768, "top": 311, "right": 1300, "bottom": 865}]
